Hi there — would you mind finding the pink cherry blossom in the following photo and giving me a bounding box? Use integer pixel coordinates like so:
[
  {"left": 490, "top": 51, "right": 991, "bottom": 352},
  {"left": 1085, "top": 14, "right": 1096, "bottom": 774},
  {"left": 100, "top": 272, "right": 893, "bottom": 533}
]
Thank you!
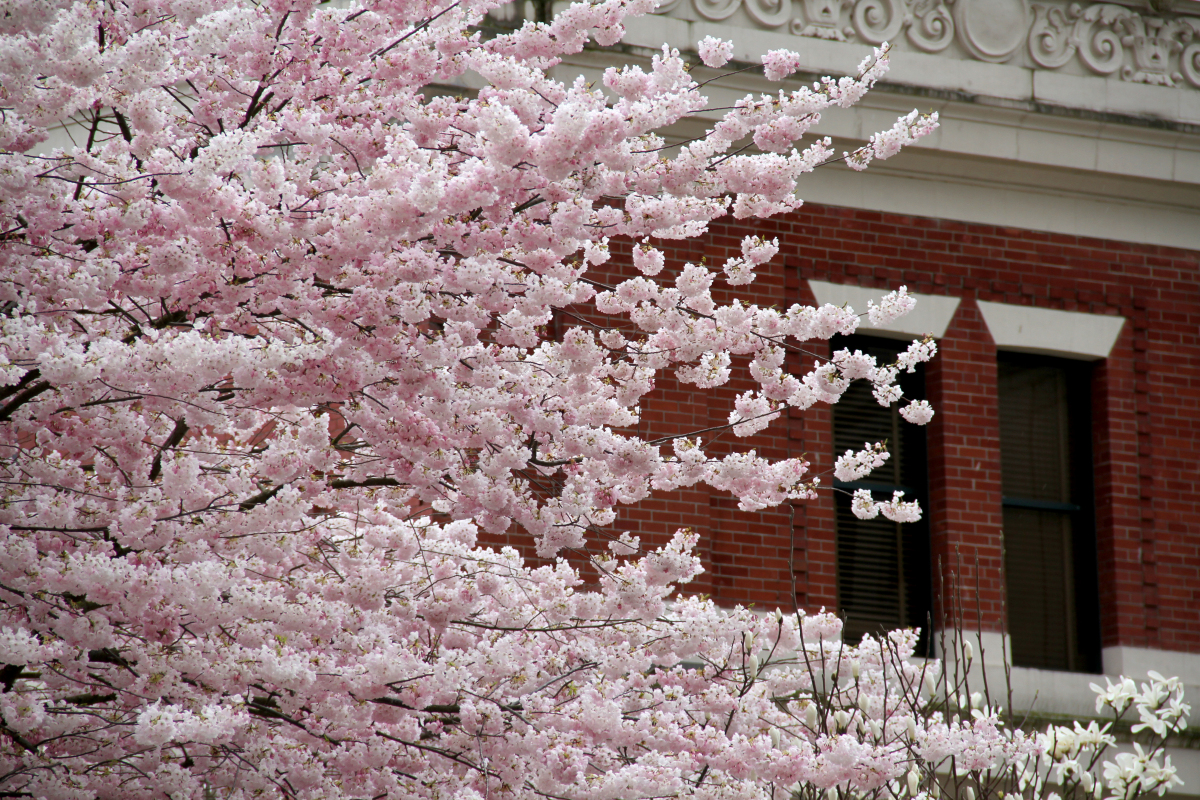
[
  {"left": 0, "top": 2, "right": 1159, "bottom": 800},
  {"left": 698, "top": 35, "right": 735, "bottom": 68}
]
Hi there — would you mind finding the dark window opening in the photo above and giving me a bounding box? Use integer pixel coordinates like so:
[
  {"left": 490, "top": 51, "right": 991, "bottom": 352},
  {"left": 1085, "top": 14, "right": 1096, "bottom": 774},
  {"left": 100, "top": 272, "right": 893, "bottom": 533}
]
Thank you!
[
  {"left": 832, "top": 335, "right": 932, "bottom": 652},
  {"left": 998, "top": 353, "right": 1101, "bottom": 673}
]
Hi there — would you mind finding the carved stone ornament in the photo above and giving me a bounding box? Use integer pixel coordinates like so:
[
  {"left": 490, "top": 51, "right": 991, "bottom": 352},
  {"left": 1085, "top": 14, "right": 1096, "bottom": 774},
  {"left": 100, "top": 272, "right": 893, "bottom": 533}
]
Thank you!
[
  {"left": 955, "top": 0, "right": 1028, "bottom": 63},
  {"left": 851, "top": 0, "right": 953, "bottom": 52},
  {"left": 1028, "top": 3, "right": 1200, "bottom": 88},
  {"left": 746, "top": 0, "right": 792, "bottom": 28},
  {"left": 693, "top": 0, "right": 742, "bottom": 21},
  {"left": 1119, "top": 15, "right": 1190, "bottom": 86},
  {"left": 1183, "top": 20, "right": 1200, "bottom": 87},
  {"left": 907, "top": 0, "right": 954, "bottom": 52},
  {"left": 678, "top": 0, "right": 1200, "bottom": 91},
  {"left": 691, "top": 0, "right": 791, "bottom": 24},
  {"left": 791, "top": 0, "right": 854, "bottom": 40}
]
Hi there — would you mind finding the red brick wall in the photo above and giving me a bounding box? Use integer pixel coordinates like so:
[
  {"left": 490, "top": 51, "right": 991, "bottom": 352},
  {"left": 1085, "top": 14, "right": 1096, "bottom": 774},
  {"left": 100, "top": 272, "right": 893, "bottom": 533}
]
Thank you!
[{"left": 591, "top": 203, "right": 1200, "bottom": 654}]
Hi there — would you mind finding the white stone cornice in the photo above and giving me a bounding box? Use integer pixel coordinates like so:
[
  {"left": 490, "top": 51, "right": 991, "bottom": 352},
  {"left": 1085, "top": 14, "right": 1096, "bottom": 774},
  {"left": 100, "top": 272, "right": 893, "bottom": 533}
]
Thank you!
[
  {"left": 638, "top": 0, "right": 1200, "bottom": 97},
  {"left": 615, "top": 0, "right": 1200, "bottom": 127}
]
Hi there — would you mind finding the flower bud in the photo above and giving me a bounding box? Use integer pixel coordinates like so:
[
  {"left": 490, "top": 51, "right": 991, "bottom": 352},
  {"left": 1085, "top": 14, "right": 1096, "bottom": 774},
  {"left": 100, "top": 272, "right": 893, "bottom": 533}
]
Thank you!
[
  {"left": 775, "top": 607, "right": 784, "bottom": 624},
  {"left": 770, "top": 728, "right": 781, "bottom": 748},
  {"left": 851, "top": 661, "right": 861, "bottom": 680},
  {"left": 744, "top": 631, "right": 754, "bottom": 653},
  {"left": 806, "top": 703, "right": 819, "bottom": 729},
  {"left": 907, "top": 768, "right": 920, "bottom": 796},
  {"left": 971, "top": 692, "right": 983, "bottom": 709},
  {"left": 859, "top": 693, "right": 870, "bottom": 713},
  {"left": 869, "top": 719, "right": 882, "bottom": 740},
  {"left": 748, "top": 655, "right": 759, "bottom": 678},
  {"left": 964, "top": 640, "right": 974, "bottom": 662},
  {"left": 964, "top": 787, "right": 975, "bottom": 800},
  {"left": 1082, "top": 772, "right": 1094, "bottom": 792},
  {"left": 906, "top": 717, "right": 918, "bottom": 740}
]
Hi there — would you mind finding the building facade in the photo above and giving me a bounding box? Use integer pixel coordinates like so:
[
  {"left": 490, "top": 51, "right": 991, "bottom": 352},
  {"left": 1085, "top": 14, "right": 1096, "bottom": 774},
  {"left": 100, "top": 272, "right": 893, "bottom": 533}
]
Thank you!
[{"left": 520, "top": 0, "right": 1200, "bottom": 784}]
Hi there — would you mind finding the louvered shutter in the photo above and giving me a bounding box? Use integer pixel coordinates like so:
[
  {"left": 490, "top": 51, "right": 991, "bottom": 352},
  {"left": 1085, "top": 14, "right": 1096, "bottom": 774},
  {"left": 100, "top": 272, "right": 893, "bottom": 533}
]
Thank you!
[{"left": 832, "top": 337, "right": 930, "bottom": 647}]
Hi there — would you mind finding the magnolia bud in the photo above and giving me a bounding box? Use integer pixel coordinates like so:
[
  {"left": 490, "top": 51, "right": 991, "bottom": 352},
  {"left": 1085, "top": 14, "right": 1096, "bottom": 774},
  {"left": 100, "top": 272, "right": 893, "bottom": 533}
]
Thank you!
[
  {"left": 964, "top": 787, "right": 975, "bottom": 800},
  {"left": 770, "top": 728, "right": 781, "bottom": 749},
  {"left": 869, "top": 719, "right": 882, "bottom": 740},
  {"left": 775, "top": 607, "right": 784, "bottom": 624},
  {"left": 1094, "top": 779, "right": 1104, "bottom": 799},
  {"left": 958, "top": 693, "right": 968, "bottom": 709},
  {"left": 744, "top": 631, "right": 754, "bottom": 653},
  {"left": 859, "top": 693, "right": 870, "bottom": 713},
  {"left": 924, "top": 671, "right": 937, "bottom": 695},
  {"left": 907, "top": 768, "right": 920, "bottom": 796},
  {"left": 906, "top": 717, "right": 918, "bottom": 740},
  {"left": 835, "top": 710, "right": 850, "bottom": 731},
  {"left": 964, "top": 640, "right": 974, "bottom": 662},
  {"left": 806, "top": 703, "right": 819, "bottom": 729},
  {"left": 971, "top": 692, "right": 983, "bottom": 709},
  {"left": 851, "top": 661, "right": 861, "bottom": 680},
  {"left": 748, "top": 655, "right": 759, "bottom": 678}
]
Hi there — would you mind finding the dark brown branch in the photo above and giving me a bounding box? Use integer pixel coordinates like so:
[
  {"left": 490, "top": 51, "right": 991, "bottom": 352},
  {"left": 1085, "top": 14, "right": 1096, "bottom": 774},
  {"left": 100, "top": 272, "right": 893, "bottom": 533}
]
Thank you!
[
  {"left": 7, "top": 525, "right": 110, "bottom": 533},
  {"left": 0, "top": 369, "right": 40, "bottom": 403},
  {"left": 112, "top": 108, "right": 133, "bottom": 143},
  {"left": 62, "top": 693, "right": 117, "bottom": 706},
  {"left": 0, "top": 721, "right": 37, "bottom": 753},
  {"left": 371, "top": 1, "right": 462, "bottom": 59},
  {"left": 0, "top": 665, "right": 22, "bottom": 693},
  {"left": 149, "top": 418, "right": 190, "bottom": 481},
  {"left": 238, "top": 483, "right": 286, "bottom": 511},
  {"left": 0, "top": 377, "right": 51, "bottom": 421},
  {"left": 328, "top": 477, "right": 401, "bottom": 489}
]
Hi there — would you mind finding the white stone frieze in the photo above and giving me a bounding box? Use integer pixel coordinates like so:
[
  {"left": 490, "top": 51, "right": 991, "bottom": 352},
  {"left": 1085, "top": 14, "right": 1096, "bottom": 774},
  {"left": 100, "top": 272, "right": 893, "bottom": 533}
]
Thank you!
[{"left": 654, "top": 0, "right": 1200, "bottom": 90}]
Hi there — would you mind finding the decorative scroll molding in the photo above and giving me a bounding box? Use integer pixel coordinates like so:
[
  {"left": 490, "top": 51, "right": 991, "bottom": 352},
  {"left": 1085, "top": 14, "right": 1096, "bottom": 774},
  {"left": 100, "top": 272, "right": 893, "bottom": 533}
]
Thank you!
[
  {"left": 747, "top": 0, "right": 792, "bottom": 28},
  {"left": 792, "top": 0, "right": 854, "bottom": 40},
  {"left": 683, "top": 0, "right": 1200, "bottom": 90},
  {"left": 693, "top": 0, "right": 741, "bottom": 22},
  {"left": 690, "top": 0, "right": 791, "bottom": 25},
  {"left": 850, "top": 0, "right": 954, "bottom": 52},
  {"left": 1029, "top": 3, "right": 1200, "bottom": 86},
  {"left": 906, "top": 0, "right": 953, "bottom": 52}
]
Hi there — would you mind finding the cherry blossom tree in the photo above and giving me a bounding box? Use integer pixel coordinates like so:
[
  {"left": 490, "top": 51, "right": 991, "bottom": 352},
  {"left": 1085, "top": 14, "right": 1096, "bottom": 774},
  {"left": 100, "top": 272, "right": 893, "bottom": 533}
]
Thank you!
[{"left": 0, "top": 0, "right": 1186, "bottom": 799}]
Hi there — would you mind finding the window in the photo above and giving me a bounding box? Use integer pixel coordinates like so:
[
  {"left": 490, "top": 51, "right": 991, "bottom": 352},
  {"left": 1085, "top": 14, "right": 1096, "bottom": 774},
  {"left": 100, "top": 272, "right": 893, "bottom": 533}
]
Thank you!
[
  {"left": 832, "top": 336, "right": 932, "bottom": 648},
  {"left": 998, "top": 353, "right": 1101, "bottom": 672}
]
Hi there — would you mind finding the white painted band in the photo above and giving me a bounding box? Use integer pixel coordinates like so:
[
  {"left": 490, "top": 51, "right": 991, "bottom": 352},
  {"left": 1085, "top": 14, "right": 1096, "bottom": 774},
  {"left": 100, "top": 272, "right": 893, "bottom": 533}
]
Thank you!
[
  {"left": 807, "top": 279, "right": 962, "bottom": 339},
  {"left": 977, "top": 300, "right": 1126, "bottom": 359}
]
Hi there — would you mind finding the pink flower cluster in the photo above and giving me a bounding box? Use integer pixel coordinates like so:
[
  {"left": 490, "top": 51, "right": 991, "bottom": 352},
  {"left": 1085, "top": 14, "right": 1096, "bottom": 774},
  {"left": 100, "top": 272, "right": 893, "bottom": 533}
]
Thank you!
[{"left": 0, "top": 0, "right": 950, "bottom": 796}]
